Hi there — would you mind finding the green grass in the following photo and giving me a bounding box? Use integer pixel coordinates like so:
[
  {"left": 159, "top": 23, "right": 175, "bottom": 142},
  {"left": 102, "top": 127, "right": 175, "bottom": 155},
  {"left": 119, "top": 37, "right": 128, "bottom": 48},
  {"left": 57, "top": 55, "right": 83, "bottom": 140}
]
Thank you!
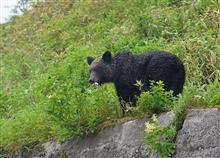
[{"left": 0, "top": 0, "right": 220, "bottom": 155}]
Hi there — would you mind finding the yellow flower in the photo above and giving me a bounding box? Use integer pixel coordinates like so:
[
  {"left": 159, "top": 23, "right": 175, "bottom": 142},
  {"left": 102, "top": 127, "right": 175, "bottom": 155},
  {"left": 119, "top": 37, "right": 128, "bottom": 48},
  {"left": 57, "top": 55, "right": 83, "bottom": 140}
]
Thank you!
[
  {"left": 145, "top": 122, "right": 156, "bottom": 133},
  {"left": 145, "top": 114, "right": 158, "bottom": 133}
]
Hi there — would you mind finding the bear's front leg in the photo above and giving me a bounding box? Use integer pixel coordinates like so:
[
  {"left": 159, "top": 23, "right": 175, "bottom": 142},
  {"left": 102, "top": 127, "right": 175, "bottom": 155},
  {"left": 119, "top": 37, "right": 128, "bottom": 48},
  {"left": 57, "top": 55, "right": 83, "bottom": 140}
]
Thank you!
[{"left": 114, "top": 83, "right": 139, "bottom": 114}]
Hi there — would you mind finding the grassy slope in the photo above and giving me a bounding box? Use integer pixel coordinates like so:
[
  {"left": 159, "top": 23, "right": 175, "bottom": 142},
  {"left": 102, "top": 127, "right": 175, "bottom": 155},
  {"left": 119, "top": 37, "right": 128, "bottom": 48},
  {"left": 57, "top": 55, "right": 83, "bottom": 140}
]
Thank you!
[{"left": 0, "top": 0, "right": 220, "bottom": 153}]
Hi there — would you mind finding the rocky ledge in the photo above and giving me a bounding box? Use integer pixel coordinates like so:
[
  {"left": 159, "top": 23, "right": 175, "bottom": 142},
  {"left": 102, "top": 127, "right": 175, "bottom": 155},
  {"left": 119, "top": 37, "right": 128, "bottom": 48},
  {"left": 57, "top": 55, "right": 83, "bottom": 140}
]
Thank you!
[
  {"left": 174, "top": 108, "right": 220, "bottom": 158},
  {"left": 12, "top": 108, "right": 220, "bottom": 158}
]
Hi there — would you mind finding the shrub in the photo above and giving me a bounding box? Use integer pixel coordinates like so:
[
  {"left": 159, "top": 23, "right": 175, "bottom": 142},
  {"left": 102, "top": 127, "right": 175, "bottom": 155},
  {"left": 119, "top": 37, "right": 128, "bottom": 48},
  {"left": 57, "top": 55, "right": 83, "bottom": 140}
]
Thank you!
[
  {"left": 0, "top": 108, "right": 54, "bottom": 152},
  {"left": 137, "top": 81, "right": 175, "bottom": 114},
  {"left": 144, "top": 115, "right": 176, "bottom": 158},
  {"left": 33, "top": 50, "right": 120, "bottom": 139}
]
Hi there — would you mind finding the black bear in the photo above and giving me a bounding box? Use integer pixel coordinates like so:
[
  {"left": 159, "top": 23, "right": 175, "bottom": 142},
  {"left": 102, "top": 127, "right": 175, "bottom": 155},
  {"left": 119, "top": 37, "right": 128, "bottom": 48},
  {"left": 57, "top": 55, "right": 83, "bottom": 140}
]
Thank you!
[{"left": 87, "top": 51, "right": 185, "bottom": 112}]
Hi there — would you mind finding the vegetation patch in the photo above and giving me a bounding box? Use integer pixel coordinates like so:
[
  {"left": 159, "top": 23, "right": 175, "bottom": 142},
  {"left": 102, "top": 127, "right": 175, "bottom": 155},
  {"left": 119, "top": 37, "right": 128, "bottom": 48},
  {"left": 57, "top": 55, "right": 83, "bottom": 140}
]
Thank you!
[
  {"left": 144, "top": 115, "right": 176, "bottom": 158},
  {"left": 137, "top": 81, "right": 175, "bottom": 114}
]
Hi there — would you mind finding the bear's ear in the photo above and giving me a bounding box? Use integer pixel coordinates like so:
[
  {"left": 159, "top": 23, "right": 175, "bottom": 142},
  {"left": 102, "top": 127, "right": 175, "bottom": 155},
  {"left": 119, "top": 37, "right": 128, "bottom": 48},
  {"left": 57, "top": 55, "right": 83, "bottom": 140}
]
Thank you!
[
  {"left": 102, "top": 51, "right": 112, "bottom": 63},
  {"left": 87, "top": 56, "right": 94, "bottom": 65}
]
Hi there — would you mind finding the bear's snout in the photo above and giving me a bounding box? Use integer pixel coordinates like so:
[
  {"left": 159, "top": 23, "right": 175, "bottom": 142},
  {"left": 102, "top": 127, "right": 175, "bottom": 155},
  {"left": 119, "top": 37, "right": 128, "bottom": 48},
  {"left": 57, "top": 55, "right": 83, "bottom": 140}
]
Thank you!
[
  {"left": 88, "top": 71, "right": 100, "bottom": 84},
  {"left": 89, "top": 79, "right": 95, "bottom": 84}
]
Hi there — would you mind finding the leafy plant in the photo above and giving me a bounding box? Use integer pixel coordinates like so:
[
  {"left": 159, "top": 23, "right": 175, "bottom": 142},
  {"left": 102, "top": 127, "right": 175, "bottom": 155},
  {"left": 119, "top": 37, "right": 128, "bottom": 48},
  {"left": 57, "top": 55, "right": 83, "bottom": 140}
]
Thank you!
[
  {"left": 137, "top": 81, "right": 175, "bottom": 114},
  {"left": 144, "top": 115, "right": 176, "bottom": 158}
]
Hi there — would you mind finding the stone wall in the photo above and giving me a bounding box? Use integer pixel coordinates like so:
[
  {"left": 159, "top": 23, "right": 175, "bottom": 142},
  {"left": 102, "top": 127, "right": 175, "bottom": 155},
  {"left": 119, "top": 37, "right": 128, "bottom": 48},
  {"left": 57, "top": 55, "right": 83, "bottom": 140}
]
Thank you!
[{"left": 11, "top": 108, "right": 220, "bottom": 158}]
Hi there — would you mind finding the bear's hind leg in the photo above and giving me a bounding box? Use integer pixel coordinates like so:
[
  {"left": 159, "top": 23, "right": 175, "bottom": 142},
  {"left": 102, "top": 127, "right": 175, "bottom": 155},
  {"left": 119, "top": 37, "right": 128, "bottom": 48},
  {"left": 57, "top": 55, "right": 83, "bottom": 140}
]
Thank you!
[{"left": 171, "top": 72, "right": 185, "bottom": 96}]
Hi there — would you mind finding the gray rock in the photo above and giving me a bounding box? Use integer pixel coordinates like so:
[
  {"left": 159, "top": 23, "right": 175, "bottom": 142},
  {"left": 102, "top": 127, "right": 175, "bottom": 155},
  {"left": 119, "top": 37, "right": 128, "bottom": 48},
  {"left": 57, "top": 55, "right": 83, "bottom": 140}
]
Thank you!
[
  {"left": 60, "top": 112, "right": 174, "bottom": 158},
  {"left": 158, "top": 111, "right": 175, "bottom": 127},
  {"left": 11, "top": 141, "right": 61, "bottom": 158},
  {"left": 174, "top": 108, "right": 220, "bottom": 158},
  {"left": 58, "top": 119, "right": 147, "bottom": 158},
  {"left": 42, "top": 141, "right": 61, "bottom": 157},
  {"left": 15, "top": 108, "right": 220, "bottom": 158},
  {"left": 11, "top": 112, "right": 174, "bottom": 158}
]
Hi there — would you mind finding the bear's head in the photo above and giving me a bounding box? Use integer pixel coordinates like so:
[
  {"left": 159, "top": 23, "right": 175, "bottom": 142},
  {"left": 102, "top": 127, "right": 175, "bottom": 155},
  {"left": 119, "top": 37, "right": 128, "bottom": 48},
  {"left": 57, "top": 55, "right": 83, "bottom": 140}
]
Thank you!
[{"left": 87, "top": 51, "right": 114, "bottom": 85}]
